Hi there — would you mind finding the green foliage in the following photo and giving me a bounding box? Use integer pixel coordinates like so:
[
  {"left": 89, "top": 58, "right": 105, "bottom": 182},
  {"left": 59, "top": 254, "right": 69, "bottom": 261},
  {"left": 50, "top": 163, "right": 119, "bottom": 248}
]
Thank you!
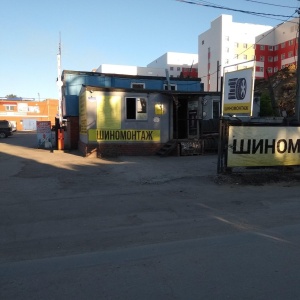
[
  {"left": 6, "top": 94, "right": 17, "bottom": 98},
  {"left": 259, "top": 92, "right": 274, "bottom": 117}
]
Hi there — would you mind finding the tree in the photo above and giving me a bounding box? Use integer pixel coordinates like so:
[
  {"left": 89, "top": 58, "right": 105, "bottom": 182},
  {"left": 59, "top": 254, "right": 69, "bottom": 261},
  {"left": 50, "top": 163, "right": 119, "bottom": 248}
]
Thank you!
[
  {"left": 259, "top": 92, "right": 274, "bottom": 117},
  {"left": 6, "top": 94, "right": 17, "bottom": 98}
]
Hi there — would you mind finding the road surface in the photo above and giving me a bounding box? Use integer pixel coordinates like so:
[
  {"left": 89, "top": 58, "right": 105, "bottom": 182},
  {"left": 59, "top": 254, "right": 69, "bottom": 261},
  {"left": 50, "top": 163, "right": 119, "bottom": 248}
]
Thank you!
[{"left": 1, "top": 132, "right": 300, "bottom": 299}]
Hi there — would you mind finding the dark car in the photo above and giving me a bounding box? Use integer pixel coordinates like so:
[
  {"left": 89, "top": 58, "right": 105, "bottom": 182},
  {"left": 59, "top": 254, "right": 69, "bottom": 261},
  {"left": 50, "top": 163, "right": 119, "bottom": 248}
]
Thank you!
[{"left": 0, "top": 120, "right": 13, "bottom": 138}]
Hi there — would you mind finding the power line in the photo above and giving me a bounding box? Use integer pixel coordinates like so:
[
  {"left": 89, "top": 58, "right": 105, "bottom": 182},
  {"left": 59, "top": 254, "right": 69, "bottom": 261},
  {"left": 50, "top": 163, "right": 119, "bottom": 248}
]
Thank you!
[
  {"left": 176, "top": 0, "right": 294, "bottom": 19},
  {"left": 243, "top": 0, "right": 298, "bottom": 9}
]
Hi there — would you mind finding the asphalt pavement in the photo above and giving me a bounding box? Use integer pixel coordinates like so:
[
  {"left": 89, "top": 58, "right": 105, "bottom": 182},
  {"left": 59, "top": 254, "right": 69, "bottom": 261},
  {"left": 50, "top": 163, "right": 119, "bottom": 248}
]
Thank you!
[{"left": 1, "top": 131, "right": 300, "bottom": 300}]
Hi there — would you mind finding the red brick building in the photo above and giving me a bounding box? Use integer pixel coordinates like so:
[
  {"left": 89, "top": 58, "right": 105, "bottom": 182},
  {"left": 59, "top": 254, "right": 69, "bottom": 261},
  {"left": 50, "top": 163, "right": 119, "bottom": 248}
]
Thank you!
[{"left": 0, "top": 97, "right": 59, "bottom": 131}]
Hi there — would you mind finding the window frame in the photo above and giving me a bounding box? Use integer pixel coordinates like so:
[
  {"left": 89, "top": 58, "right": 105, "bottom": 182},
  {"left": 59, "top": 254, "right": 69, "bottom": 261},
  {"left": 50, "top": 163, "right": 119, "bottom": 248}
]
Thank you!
[
  {"left": 163, "top": 84, "right": 177, "bottom": 91},
  {"left": 4, "top": 105, "right": 15, "bottom": 111},
  {"left": 131, "top": 82, "right": 145, "bottom": 89},
  {"left": 125, "top": 97, "right": 148, "bottom": 121}
]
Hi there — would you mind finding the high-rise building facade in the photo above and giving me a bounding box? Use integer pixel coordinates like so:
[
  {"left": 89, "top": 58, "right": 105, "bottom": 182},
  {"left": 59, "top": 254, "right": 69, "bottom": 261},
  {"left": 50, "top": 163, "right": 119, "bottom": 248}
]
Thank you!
[
  {"left": 147, "top": 52, "right": 198, "bottom": 78},
  {"left": 255, "top": 17, "right": 299, "bottom": 78},
  {"left": 198, "top": 14, "right": 272, "bottom": 91}
]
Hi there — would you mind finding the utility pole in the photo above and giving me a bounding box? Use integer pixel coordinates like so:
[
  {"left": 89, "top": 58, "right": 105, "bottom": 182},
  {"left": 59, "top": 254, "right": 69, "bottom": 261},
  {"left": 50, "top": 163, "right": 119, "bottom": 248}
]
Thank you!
[
  {"left": 295, "top": 8, "right": 300, "bottom": 122},
  {"left": 57, "top": 32, "right": 63, "bottom": 128},
  {"left": 56, "top": 32, "right": 64, "bottom": 150}
]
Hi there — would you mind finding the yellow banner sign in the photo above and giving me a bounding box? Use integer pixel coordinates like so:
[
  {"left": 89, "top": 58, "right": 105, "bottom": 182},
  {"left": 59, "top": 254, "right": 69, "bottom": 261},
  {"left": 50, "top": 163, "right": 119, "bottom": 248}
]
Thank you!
[
  {"left": 223, "top": 103, "right": 251, "bottom": 114},
  {"left": 89, "top": 129, "right": 160, "bottom": 142},
  {"left": 228, "top": 126, "right": 300, "bottom": 167}
]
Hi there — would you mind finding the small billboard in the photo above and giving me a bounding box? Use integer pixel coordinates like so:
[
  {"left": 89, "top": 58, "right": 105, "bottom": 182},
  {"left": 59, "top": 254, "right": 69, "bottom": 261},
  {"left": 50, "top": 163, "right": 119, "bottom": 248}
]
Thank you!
[
  {"left": 222, "top": 68, "right": 254, "bottom": 116},
  {"left": 37, "top": 121, "right": 52, "bottom": 149}
]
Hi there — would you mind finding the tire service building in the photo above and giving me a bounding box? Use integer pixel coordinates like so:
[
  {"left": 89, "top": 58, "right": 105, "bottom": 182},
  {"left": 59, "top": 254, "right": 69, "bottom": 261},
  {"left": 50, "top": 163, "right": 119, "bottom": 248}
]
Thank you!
[{"left": 62, "top": 71, "right": 219, "bottom": 157}]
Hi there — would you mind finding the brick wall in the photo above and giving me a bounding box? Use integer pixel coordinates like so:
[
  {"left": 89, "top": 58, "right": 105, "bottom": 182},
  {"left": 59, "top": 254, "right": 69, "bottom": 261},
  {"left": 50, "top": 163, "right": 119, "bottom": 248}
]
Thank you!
[{"left": 78, "top": 141, "right": 163, "bottom": 157}]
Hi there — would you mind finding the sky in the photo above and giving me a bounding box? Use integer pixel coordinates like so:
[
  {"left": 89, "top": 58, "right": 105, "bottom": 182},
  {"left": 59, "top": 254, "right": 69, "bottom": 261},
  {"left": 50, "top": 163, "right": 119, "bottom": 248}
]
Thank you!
[{"left": 1, "top": 0, "right": 298, "bottom": 99}]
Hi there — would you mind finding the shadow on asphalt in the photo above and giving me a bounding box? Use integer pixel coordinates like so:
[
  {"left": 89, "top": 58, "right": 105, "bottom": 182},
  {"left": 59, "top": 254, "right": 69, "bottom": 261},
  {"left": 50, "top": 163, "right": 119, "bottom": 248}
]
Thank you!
[{"left": 0, "top": 131, "right": 83, "bottom": 157}]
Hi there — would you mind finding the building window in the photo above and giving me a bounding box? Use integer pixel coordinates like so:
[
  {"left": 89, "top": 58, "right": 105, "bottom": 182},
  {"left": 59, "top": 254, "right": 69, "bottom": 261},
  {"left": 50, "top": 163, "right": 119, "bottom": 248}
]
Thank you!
[
  {"left": 170, "top": 67, "right": 174, "bottom": 71},
  {"left": 274, "top": 45, "right": 279, "bottom": 50},
  {"left": 4, "top": 105, "right": 15, "bottom": 111},
  {"left": 274, "top": 55, "right": 278, "bottom": 62},
  {"left": 131, "top": 83, "right": 145, "bottom": 89},
  {"left": 260, "top": 56, "right": 265, "bottom": 61},
  {"left": 243, "top": 43, "right": 247, "bottom": 48},
  {"left": 243, "top": 54, "right": 247, "bottom": 60},
  {"left": 268, "top": 56, "right": 273, "bottom": 62},
  {"left": 226, "top": 47, "right": 229, "bottom": 53},
  {"left": 260, "top": 67, "right": 264, "bottom": 72},
  {"left": 268, "top": 46, "right": 273, "bottom": 51},
  {"left": 163, "top": 84, "right": 177, "bottom": 91},
  {"left": 126, "top": 97, "right": 147, "bottom": 120},
  {"left": 281, "top": 42, "right": 285, "bottom": 48},
  {"left": 288, "top": 40, "right": 293, "bottom": 46},
  {"left": 202, "top": 40, "right": 204, "bottom": 45},
  {"left": 225, "top": 36, "right": 229, "bottom": 41},
  {"left": 235, "top": 42, "right": 239, "bottom": 48},
  {"left": 28, "top": 106, "right": 40, "bottom": 113},
  {"left": 213, "top": 101, "right": 220, "bottom": 119},
  {"left": 288, "top": 51, "right": 293, "bottom": 58},
  {"left": 177, "top": 67, "right": 181, "bottom": 71},
  {"left": 260, "top": 45, "right": 265, "bottom": 50},
  {"left": 267, "top": 67, "right": 273, "bottom": 73},
  {"left": 274, "top": 66, "right": 278, "bottom": 73},
  {"left": 281, "top": 53, "right": 285, "bottom": 59}
]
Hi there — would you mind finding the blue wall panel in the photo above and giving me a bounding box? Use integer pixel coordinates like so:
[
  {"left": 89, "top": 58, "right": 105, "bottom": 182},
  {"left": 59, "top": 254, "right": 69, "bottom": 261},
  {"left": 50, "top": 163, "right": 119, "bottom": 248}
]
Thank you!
[{"left": 62, "top": 71, "right": 204, "bottom": 116}]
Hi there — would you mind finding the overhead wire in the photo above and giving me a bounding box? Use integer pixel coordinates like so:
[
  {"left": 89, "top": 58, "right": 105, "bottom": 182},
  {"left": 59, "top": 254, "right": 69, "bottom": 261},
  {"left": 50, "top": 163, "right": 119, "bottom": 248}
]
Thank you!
[
  {"left": 177, "top": 0, "right": 294, "bottom": 18},
  {"left": 243, "top": 0, "right": 298, "bottom": 9}
]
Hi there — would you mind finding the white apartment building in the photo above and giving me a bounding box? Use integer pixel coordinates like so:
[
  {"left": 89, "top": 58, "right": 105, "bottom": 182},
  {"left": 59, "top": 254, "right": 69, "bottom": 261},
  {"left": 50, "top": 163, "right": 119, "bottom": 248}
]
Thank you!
[
  {"left": 147, "top": 52, "right": 198, "bottom": 78},
  {"left": 96, "top": 64, "right": 166, "bottom": 77},
  {"left": 95, "top": 52, "right": 198, "bottom": 79},
  {"left": 198, "top": 14, "right": 272, "bottom": 91}
]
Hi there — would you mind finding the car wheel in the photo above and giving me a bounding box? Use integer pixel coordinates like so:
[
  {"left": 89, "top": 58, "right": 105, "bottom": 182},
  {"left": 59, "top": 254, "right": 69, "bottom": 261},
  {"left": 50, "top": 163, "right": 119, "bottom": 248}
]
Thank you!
[{"left": 0, "top": 132, "right": 7, "bottom": 138}]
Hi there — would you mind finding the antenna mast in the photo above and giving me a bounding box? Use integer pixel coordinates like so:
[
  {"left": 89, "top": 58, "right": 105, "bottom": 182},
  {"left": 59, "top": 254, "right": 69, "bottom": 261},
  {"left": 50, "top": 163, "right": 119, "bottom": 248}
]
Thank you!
[{"left": 57, "top": 32, "right": 63, "bottom": 127}]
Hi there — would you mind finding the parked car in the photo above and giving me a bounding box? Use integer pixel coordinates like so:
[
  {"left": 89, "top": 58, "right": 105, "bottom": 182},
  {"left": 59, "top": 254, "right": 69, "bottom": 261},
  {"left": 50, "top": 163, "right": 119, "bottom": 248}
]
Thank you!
[{"left": 0, "top": 120, "right": 13, "bottom": 138}]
